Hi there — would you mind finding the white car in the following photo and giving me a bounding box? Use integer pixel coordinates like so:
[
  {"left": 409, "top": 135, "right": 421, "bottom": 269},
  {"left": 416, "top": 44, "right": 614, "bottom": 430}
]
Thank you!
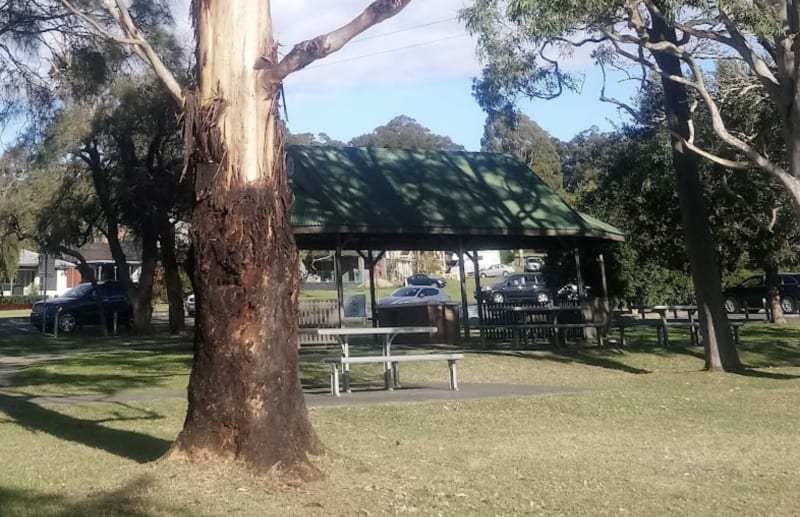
[
  {"left": 479, "top": 263, "right": 515, "bottom": 278},
  {"left": 376, "top": 286, "right": 451, "bottom": 306},
  {"left": 184, "top": 294, "right": 195, "bottom": 316}
]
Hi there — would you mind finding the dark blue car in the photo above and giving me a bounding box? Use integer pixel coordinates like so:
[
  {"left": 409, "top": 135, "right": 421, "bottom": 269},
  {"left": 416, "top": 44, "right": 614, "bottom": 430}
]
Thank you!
[{"left": 30, "top": 281, "right": 132, "bottom": 333}]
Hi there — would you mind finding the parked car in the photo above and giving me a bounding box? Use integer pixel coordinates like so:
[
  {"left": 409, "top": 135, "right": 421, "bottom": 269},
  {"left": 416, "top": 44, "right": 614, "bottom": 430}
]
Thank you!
[
  {"left": 479, "top": 263, "right": 515, "bottom": 278},
  {"left": 524, "top": 256, "right": 544, "bottom": 272},
  {"left": 376, "top": 286, "right": 451, "bottom": 306},
  {"left": 405, "top": 273, "right": 446, "bottom": 288},
  {"left": 476, "top": 273, "right": 551, "bottom": 304},
  {"left": 29, "top": 281, "right": 132, "bottom": 333},
  {"left": 185, "top": 294, "right": 196, "bottom": 316},
  {"left": 723, "top": 273, "right": 800, "bottom": 314}
]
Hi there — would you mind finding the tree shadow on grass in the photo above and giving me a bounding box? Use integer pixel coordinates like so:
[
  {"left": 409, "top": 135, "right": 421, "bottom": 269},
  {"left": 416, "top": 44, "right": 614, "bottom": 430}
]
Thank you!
[
  {"left": 475, "top": 347, "right": 651, "bottom": 375},
  {"left": 0, "top": 475, "right": 196, "bottom": 517},
  {"left": 0, "top": 393, "right": 171, "bottom": 463},
  {"left": 734, "top": 368, "right": 800, "bottom": 380}
]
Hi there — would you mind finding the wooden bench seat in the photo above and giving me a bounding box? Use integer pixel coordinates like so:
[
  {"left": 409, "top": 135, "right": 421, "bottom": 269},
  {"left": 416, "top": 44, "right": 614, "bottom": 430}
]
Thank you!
[
  {"left": 612, "top": 319, "right": 750, "bottom": 346},
  {"left": 323, "top": 353, "right": 464, "bottom": 396},
  {"left": 477, "top": 323, "right": 607, "bottom": 347}
]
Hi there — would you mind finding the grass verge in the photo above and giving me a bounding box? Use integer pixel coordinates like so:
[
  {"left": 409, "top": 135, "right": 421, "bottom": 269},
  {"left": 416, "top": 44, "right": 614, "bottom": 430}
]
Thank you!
[{"left": 0, "top": 323, "right": 798, "bottom": 516}]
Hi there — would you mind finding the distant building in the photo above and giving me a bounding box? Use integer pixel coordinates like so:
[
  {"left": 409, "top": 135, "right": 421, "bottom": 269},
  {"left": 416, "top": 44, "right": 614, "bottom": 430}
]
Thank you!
[{"left": 0, "top": 249, "right": 77, "bottom": 297}]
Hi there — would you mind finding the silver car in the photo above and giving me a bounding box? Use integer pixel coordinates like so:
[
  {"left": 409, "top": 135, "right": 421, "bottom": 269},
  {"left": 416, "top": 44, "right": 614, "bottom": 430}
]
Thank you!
[
  {"left": 377, "top": 286, "right": 451, "bottom": 306},
  {"left": 479, "top": 263, "right": 515, "bottom": 278}
]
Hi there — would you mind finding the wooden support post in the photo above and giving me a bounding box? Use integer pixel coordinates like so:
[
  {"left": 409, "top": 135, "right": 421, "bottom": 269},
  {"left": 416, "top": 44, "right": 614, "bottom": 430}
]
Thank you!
[
  {"left": 458, "top": 239, "right": 470, "bottom": 340},
  {"left": 574, "top": 248, "right": 584, "bottom": 298},
  {"left": 335, "top": 234, "right": 344, "bottom": 327}
]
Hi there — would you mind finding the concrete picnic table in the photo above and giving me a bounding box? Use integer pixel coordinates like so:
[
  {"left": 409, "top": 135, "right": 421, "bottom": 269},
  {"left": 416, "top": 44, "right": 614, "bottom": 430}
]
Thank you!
[{"left": 316, "top": 326, "right": 438, "bottom": 392}]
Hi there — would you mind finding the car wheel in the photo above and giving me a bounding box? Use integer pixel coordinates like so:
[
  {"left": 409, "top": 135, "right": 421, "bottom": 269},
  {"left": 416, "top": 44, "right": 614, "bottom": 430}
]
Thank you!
[
  {"left": 502, "top": 271, "right": 509, "bottom": 276},
  {"left": 491, "top": 292, "right": 505, "bottom": 304},
  {"left": 480, "top": 273, "right": 487, "bottom": 278},
  {"left": 57, "top": 312, "right": 78, "bottom": 333},
  {"left": 780, "top": 296, "right": 797, "bottom": 314},
  {"left": 723, "top": 297, "right": 739, "bottom": 314}
]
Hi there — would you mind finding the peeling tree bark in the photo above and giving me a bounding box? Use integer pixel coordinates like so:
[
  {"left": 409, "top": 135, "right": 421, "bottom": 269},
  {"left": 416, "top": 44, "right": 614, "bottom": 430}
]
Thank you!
[{"left": 166, "top": 0, "right": 322, "bottom": 473}]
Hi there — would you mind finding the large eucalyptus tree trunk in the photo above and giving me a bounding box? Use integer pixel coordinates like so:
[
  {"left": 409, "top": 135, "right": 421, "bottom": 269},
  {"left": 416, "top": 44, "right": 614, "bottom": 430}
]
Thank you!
[
  {"left": 650, "top": 15, "right": 742, "bottom": 372},
  {"left": 167, "top": 0, "right": 321, "bottom": 472}
]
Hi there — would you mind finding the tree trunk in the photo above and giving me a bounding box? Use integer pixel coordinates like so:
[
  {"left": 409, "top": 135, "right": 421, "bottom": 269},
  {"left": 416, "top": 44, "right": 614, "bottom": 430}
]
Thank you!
[
  {"left": 765, "top": 265, "right": 785, "bottom": 324},
  {"left": 159, "top": 217, "right": 185, "bottom": 334},
  {"left": 167, "top": 0, "right": 321, "bottom": 473},
  {"left": 128, "top": 230, "right": 158, "bottom": 333},
  {"left": 650, "top": 15, "right": 741, "bottom": 372}
]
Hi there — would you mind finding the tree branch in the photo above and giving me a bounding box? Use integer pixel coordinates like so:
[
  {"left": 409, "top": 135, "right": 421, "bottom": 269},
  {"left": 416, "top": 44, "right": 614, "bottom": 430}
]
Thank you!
[
  {"left": 60, "top": 0, "right": 184, "bottom": 107},
  {"left": 257, "top": 0, "right": 413, "bottom": 83}
]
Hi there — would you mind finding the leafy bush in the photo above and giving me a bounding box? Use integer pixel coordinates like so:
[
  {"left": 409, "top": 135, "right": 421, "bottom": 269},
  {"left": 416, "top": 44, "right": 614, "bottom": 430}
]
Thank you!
[{"left": 0, "top": 294, "right": 44, "bottom": 305}]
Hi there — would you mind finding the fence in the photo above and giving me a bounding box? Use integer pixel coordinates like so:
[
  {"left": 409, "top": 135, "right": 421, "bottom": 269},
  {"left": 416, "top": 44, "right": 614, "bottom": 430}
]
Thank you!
[{"left": 477, "top": 300, "right": 583, "bottom": 343}]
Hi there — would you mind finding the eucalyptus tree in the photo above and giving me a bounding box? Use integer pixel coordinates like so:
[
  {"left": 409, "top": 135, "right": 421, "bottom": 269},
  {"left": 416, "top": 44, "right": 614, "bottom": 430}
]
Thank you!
[
  {"left": 51, "top": 0, "right": 413, "bottom": 473},
  {"left": 481, "top": 111, "right": 562, "bottom": 191},
  {"left": 349, "top": 115, "right": 465, "bottom": 150},
  {"left": 461, "top": 0, "right": 743, "bottom": 371}
]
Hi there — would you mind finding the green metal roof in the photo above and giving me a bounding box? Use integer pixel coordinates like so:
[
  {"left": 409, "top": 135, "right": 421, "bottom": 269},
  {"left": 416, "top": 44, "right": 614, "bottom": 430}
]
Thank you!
[{"left": 288, "top": 146, "right": 624, "bottom": 250}]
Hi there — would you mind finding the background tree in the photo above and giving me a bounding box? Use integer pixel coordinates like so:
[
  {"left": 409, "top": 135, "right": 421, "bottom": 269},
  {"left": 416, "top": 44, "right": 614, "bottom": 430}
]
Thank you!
[
  {"left": 461, "top": 0, "right": 741, "bottom": 372},
  {"left": 481, "top": 111, "right": 562, "bottom": 191},
  {"left": 349, "top": 114, "right": 465, "bottom": 150}
]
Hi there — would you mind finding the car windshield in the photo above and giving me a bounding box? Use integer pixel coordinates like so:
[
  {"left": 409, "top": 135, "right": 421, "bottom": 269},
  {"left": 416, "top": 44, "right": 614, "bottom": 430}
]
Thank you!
[
  {"left": 61, "top": 283, "right": 94, "bottom": 298},
  {"left": 392, "top": 287, "right": 421, "bottom": 297}
]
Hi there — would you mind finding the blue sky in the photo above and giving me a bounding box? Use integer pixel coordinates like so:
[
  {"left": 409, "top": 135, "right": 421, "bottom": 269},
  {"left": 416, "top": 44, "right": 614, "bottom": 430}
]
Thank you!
[
  {"left": 2, "top": 1, "right": 638, "bottom": 152},
  {"left": 271, "top": 1, "right": 637, "bottom": 150},
  {"left": 282, "top": 68, "right": 635, "bottom": 150}
]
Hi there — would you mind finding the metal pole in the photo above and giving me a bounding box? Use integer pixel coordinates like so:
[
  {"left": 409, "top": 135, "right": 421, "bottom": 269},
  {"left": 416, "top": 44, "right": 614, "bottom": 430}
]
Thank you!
[
  {"left": 41, "top": 253, "right": 48, "bottom": 334},
  {"left": 367, "top": 245, "right": 378, "bottom": 328},
  {"left": 574, "top": 248, "right": 584, "bottom": 297},
  {"left": 334, "top": 234, "right": 344, "bottom": 327},
  {"left": 457, "top": 239, "right": 470, "bottom": 340},
  {"left": 598, "top": 253, "right": 608, "bottom": 301}
]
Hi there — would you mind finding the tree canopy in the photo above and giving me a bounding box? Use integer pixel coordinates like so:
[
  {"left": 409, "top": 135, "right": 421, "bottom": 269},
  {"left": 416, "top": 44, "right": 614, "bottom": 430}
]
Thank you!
[
  {"left": 481, "top": 111, "right": 562, "bottom": 191},
  {"left": 348, "top": 115, "right": 464, "bottom": 150}
]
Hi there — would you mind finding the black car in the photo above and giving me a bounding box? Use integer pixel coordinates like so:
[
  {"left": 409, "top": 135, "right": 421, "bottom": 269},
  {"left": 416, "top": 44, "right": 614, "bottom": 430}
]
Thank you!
[
  {"left": 723, "top": 273, "right": 800, "bottom": 314},
  {"left": 30, "top": 281, "right": 132, "bottom": 333},
  {"left": 405, "top": 273, "right": 446, "bottom": 288},
  {"left": 476, "top": 273, "right": 551, "bottom": 304}
]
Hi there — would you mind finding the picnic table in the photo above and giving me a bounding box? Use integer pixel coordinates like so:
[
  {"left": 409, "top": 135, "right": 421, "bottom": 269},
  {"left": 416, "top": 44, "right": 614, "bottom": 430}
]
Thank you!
[
  {"left": 317, "top": 326, "right": 438, "bottom": 392},
  {"left": 651, "top": 305, "right": 699, "bottom": 346}
]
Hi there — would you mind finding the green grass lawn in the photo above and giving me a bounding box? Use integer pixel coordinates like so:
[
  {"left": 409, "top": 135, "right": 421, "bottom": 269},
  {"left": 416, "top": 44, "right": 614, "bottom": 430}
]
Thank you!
[{"left": 1, "top": 323, "right": 799, "bottom": 515}]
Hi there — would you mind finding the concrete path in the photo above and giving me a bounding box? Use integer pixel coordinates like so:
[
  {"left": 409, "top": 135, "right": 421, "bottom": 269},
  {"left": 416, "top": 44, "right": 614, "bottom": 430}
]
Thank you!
[{"left": 10, "top": 382, "right": 581, "bottom": 409}]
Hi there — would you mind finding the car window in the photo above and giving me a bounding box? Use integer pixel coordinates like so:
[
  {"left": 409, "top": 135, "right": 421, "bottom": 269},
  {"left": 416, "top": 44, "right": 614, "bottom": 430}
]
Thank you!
[
  {"left": 741, "top": 276, "right": 764, "bottom": 288},
  {"left": 62, "top": 283, "right": 95, "bottom": 298},
  {"left": 781, "top": 275, "right": 798, "bottom": 286},
  {"left": 393, "top": 287, "right": 420, "bottom": 297},
  {"left": 421, "top": 288, "right": 439, "bottom": 297},
  {"left": 508, "top": 277, "right": 522, "bottom": 287}
]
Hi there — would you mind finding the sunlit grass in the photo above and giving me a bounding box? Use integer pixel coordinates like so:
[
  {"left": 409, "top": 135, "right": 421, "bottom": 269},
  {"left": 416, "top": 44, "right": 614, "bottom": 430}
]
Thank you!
[{"left": 0, "top": 323, "right": 798, "bottom": 515}]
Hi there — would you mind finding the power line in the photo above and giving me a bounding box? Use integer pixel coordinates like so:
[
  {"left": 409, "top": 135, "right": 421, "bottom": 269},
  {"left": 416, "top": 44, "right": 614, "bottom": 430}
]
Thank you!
[
  {"left": 306, "top": 33, "right": 469, "bottom": 69},
  {"left": 349, "top": 17, "right": 457, "bottom": 44}
]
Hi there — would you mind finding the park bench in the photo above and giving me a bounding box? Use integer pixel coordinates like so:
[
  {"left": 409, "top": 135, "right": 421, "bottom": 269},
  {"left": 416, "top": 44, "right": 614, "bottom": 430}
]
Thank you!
[
  {"left": 613, "top": 319, "right": 750, "bottom": 346},
  {"left": 477, "top": 322, "right": 607, "bottom": 347},
  {"left": 323, "top": 353, "right": 464, "bottom": 396}
]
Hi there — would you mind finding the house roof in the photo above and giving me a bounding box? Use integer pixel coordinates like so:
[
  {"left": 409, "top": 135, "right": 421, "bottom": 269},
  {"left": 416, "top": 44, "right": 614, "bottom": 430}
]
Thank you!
[
  {"left": 287, "top": 146, "right": 624, "bottom": 251},
  {"left": 56, "top": 242, "right": 142, "bottom": 265},
  {"left": 18, "top": 249, "right": 40, "bottom": 268},
  {"left": 18, "top": 249, "right": 76, "bottom": 270}
]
